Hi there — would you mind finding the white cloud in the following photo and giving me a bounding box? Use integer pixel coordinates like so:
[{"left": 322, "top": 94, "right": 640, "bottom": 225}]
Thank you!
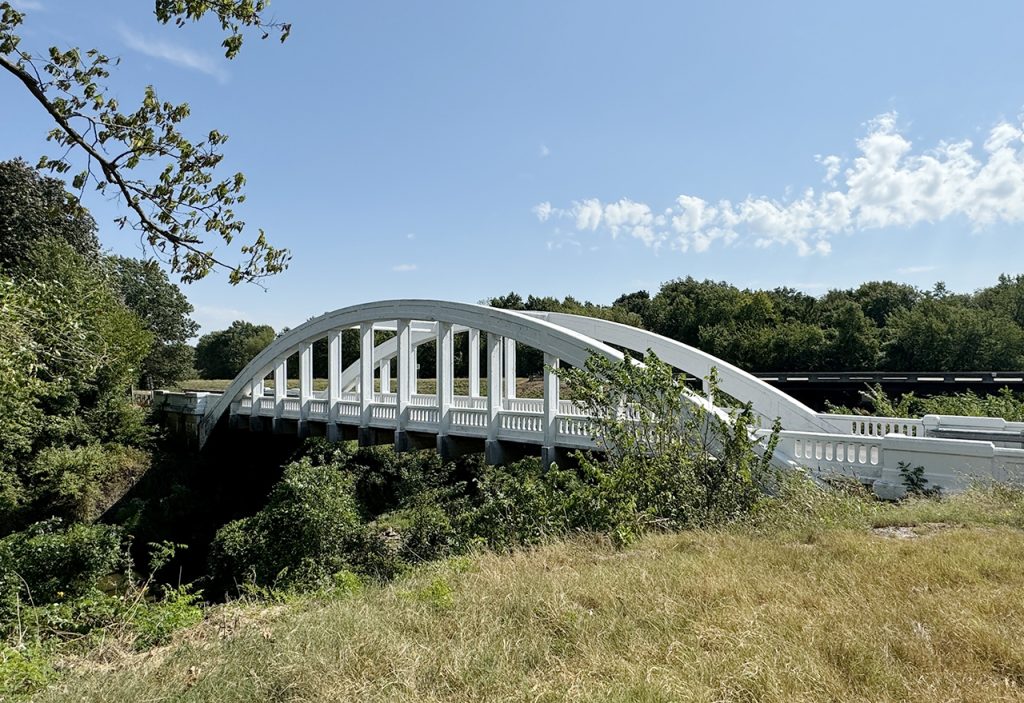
[
  {"left": 392, "top": 263, "right": 417, "bottom": 272},
  {"left": 540, "top": 144, "right": 551, "bottom": 158},
  {"left": 572, "top": 198, "right": 603, "bottom": 231},
  {"left": 896, "top": 265, "right": 938, "bottom": 275},
  {"left": 116, "top": 22, "right": 229, "bottom": 83},
  {"left": 406, "top": 232, "right": 416, "bottom": 239},
  {"left": 535, "top": 111, "right": 1024, "bottom": 256},
  {"left": 815, "top": 154, "right": 842, "bottom": 184},
  {"left": 10, "top": 1, "right": 45, "bottom": 11}
]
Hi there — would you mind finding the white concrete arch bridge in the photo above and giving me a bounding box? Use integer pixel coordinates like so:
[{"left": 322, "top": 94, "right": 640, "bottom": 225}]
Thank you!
[{"left": 157, "top": 299, "right": 1024, "bottom": 499}]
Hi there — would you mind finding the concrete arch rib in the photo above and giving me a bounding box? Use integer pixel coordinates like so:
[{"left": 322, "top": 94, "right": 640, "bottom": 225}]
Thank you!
[
  {"left": 199, "top": 300, "right": 627, "bottom": 447},
  {"left": 523, "top": 311, "right": 842, "bottom": 434}
]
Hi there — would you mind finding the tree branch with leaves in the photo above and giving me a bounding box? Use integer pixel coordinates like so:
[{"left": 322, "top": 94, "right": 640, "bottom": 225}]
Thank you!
[{"left": 0, "top": 1, "right": 291, "bottom": 284}]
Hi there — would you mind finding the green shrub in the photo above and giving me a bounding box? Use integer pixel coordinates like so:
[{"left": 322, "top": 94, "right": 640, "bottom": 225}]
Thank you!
[
  {"left": 0, "top": 642, "right": 53, "bottom": 697},
  {"left": 11, "top": 583, "right": 203, "bottom": 657},
  {"left": 130, "top": 585, "right": 203, "bottom": 648},
  {"left": 25, "top": 444, "right": 150, "bottom": 524},
  {"left": 374, "top": 487, "right": 470, "bottom": 564},
  {"left": 291, "top": 441, "right": 460, "bottom": 517},
  {"left": 470, "top": 458, "right": 590, "bottom": 550},
  {"left": 830, "top": 385, "right": 1024, "bottom": 421},
  {"left": 208, "top": 459, "right": 365, "bottom": 590},
  {"left": 0, "top": 520, "right": 126, "bottom": 624},
  {"left": 556, "top": 356, "right": 780, "bottom": 543},
  {"left": 412, "top": 577, "right": 454, "bottom": 610}
]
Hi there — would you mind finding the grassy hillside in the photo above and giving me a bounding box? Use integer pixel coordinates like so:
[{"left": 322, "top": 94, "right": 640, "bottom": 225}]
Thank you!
[{"left": 32, "top": 487, "right": 1024, "bottom": 703}]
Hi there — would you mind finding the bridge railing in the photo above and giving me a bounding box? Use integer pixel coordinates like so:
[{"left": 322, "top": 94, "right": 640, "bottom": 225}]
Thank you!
[
  {"left": 337, "top": 401, "right": 360, "bottom": 419},
  {"left": 819, "top": 413, "right": 926, "bottom": 438},
  {"left": 820, "top": 412, "right": 1024, "bottom": 447},
  {"left": 450, "top": 408, "right": 488, "bottom": 434},
  {"left": 774, "top": 430, "right": 884, "bottom": 481},
  {"left": 770, "top": 428, "right": 1024, "bottom": 494}
]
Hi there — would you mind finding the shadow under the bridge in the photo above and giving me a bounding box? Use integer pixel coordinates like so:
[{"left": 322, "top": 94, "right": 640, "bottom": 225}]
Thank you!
[{"left": 228, "top": 415, "right": 576, "bottom": 469}]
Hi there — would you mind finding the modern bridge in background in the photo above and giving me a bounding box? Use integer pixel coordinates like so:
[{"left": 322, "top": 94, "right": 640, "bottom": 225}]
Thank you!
[
  {"left": 155, "top": 300, "right": 1024, "bottom": 500},
  {"left": 755, "top": 371, "right": 1024, "bottom": 409}
]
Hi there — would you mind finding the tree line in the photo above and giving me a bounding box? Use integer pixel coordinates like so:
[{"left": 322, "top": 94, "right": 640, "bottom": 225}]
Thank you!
[
  {"left": 488, "top": 280, "right": 1024, "bottom": 375},
  {"left": 194, "top": 274, "right": 1024, "bottom": 383}
]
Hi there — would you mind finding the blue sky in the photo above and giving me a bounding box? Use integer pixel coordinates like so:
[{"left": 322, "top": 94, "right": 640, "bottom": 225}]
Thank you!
[{"left": 5, "top": 1, "right": 1024, "bottom": 335}]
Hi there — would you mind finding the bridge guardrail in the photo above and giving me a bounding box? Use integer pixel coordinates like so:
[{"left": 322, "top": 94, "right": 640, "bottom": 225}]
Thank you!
[{"left": 820, "top": 414, "right": 925, "bottom": 438}]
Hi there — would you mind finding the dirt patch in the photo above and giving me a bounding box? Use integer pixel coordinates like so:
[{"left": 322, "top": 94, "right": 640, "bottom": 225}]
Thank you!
[{"left": 871, "top": 523, "right": 956, "bottom": 539}]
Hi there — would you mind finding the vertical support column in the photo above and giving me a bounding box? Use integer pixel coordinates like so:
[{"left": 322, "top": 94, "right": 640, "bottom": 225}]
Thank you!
[
  {"left": 358, "top": 322, "right": 373, "bottom": 446},
  {"left": 411, "top": 340, "right": 420, "bottom": 395},
  {"left": 248, "top": 375, "right": 264, "bottom": 432},
  {"left": 436, "top": 322, "right": 454, "bottom": 458},
  {"left": 485, "top": 333, "right": 505, "bottom": 464},
  {"left": 249, "top": 376, "right": 264, "bottom": 409},
  {"left": 395, "top": 319, "right": 412, "bottom": 452},
  {"left": 380, "top": 359, "right": 391, "bottom": 394},
  {"left": 504, "top": 337, "right": 517, "bottom": 401},
  {"left": 468, "top": 328, "right": 481, "bottom": 398},
  {"left": 327, "top": 329, "right": 343, "bottom": 440},
  {"left": 298, "top": 342, "right": 313, "bottom": 437},
  {"left": 272, "top": 360, "right": 287, "bottom": 433},
  {"left": 542, "top": 353, "right": 560, "bottom": 468}
]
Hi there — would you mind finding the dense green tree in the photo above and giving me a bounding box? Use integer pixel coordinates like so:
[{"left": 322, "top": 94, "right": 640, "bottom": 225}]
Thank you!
[
  {"left": 0, "top": 159, "right": 99, "bottom": 273},
  {"left": 764, "top": 322, "right": 827, "bottom": 371},
  {"left": 1, "top": 239, "right": 152, "bottom": 531},
  {"left": 976, "top": 274, "right": 1024, "bottom": 328},
  {"left": 767, "top": 287, "right": 819, "bottom": 323},
  {"left": 850, "top": 281, "right": 921, "bottom": 327},
  {"left": 884, "top": 300, "right": 1024, "bottom": 370},
  {"left": 612, "top": 290, "right": 653, "bottom": 324},
  {"left": 822, "top": 301, "right": 880, "bottom": 370},
  {"left": 0, "top": 278, "right": 43, "bottom": 520},
  {"left": 489, "top": 292, "right": 526, "bottom": 310},
  {"left": 648, "top": 278, "right": 751, "bottom": 344},
  {"left": 195, "top": 320, "right": 276, "bottom": 379},
  {"left": 699, "top": 320, "right": 825, "bottom": 371},
  {"left": 107, "top": 257, "right": 199, "bottom": 388}
]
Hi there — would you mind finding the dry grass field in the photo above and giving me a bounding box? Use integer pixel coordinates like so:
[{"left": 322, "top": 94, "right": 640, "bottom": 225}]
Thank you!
[{"left": 34, "top": 487, "right": 1024, "bottom": 703}]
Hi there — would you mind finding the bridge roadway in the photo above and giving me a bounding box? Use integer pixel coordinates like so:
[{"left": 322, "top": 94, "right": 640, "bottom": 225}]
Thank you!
[{"left": 156, "top": 299, "right": 1024, "bottom": 500}]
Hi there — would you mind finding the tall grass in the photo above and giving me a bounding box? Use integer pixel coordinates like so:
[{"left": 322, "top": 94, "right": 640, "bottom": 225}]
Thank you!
[{"left": 31, "top": 486, "right": 1024, "bottom": 703}]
